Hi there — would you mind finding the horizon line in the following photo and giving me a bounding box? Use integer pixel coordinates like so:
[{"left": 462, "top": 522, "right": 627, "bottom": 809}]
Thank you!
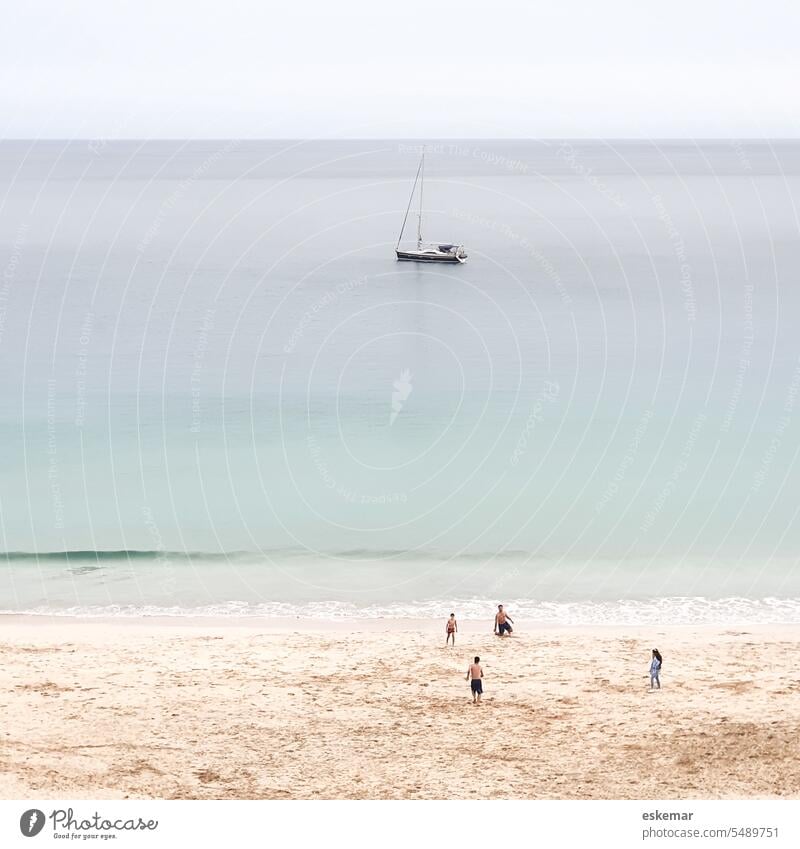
[{"left": 2, "top": 136, "right": 800, "bottom": 143}]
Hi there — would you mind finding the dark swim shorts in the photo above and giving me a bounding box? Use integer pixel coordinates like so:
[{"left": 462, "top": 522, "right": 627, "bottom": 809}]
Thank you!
[
  {"left": 471, "top": 679, "right": 483, "bottom": 694},
  {"left": 497, "top": 622, "right": 512, "bottom": 634}
]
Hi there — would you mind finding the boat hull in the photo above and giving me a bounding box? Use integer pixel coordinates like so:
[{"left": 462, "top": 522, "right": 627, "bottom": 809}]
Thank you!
[{"left": 395, "top": 249, "right": 466, "bottom": 264}]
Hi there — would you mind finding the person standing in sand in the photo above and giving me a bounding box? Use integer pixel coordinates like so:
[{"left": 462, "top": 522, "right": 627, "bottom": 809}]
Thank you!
[
  {"left": 649, "top": 648, "right": 663, "bottom": 690},
  {"left": 494, "top": 604, "right": 514, "bottom": 636},
  {"left": 445, "top": 613, "right": 458, "bottom": 646},
  {"left": 466, "top": 655, "right": 483, "bottom": 704}
]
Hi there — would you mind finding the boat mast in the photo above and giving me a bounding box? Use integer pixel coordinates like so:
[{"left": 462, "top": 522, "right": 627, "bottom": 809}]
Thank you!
[
  {"left": 417, "top": 146, "right": 425, "bottom": 248},
  {"left": 396, "top": 149, "right": 425, "bottom": 250}
]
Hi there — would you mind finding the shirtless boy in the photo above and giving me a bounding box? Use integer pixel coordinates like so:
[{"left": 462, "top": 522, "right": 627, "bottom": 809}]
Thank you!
[
  {"left": 466, "top": 655, "right": 483, "bottom": 704},
  {"left": 445, "top": 613, "right": 458, "bottom": 646},
  {"left": 494, "top": 604, "right": 514, "bottom": 636}
]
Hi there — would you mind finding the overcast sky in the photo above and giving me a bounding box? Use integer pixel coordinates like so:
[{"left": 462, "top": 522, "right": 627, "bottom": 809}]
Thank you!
[{"left": 1, "top": 1, "right": 798, "bottom": 138}]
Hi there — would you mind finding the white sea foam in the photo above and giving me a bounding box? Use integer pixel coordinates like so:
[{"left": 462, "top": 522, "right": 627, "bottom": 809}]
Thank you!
[{"left": 3, "top": 597, "right": 800, "bottom": 624}]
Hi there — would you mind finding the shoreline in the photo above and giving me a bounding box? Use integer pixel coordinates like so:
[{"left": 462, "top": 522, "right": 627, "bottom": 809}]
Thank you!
[
  {"left": 2, "top": 614, "right": 798, "bottom": 633},
  {"left": 3, "top": 595, "right": 798, "bottom": 628}
]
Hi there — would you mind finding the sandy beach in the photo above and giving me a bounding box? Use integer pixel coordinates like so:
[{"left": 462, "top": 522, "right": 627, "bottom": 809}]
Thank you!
[{"left": 1, "top": 618, "right": 798, "bottom": 800}]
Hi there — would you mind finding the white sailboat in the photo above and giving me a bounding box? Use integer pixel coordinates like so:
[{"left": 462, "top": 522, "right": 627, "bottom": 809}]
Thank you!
[{"left": 395, "top": 147, "right": 467, "bottom": 264}]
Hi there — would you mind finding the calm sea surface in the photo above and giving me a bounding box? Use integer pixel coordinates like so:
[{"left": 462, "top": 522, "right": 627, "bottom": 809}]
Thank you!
[{"left": 1, "top": 139, "right": 799, "bottom": 620}]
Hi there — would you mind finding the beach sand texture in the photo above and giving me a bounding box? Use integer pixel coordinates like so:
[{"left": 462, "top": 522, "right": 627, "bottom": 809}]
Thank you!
[{"left": 1, "top": 620, "right": 798, "bottom": 799}]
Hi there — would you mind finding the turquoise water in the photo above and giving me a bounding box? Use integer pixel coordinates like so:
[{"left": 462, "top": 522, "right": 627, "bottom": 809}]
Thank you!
[{"left": 1, "top": 140, "right": 800, "bottom": 619}]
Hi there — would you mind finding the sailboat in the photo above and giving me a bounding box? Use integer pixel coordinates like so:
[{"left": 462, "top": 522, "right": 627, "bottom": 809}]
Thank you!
[{"left": 395, "top": 147, "right": 467, "bottom": 264}]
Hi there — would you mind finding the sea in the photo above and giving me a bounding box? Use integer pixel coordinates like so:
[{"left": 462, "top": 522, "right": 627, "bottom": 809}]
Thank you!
[{"left": 1, "top": 139, "right": 800, "bottom": 623}]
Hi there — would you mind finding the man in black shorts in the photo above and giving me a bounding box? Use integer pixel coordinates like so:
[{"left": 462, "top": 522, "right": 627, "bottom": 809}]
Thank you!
[
  {"left": 466, "top": 656, "right": 483, "bottom": 704},
  {"left": 494, "top": 604, "right": 514, "bottom": 636}
]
